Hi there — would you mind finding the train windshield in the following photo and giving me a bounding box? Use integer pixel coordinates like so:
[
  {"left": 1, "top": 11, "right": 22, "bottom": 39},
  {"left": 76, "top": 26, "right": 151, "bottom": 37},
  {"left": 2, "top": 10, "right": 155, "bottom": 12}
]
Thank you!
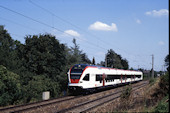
[
  {"left": 70, "top": 73, "right": 82, "bottom": 79},
  {"left": 70, "top": 64, "right": 87, "bottom": 79}
]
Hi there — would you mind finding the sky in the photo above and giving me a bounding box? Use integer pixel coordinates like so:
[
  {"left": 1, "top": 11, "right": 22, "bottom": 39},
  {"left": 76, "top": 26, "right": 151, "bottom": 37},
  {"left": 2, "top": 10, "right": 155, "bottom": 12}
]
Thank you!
[{"left": 0, "top": 0, "right": 169, "bottom": 71}]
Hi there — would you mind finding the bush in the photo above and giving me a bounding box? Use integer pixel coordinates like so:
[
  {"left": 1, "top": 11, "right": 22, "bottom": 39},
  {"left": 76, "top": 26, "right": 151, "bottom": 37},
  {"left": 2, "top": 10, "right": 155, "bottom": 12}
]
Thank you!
[
  {"left": 121, "top": 84, "right": 132, "bottom": 99},
  {"left": 120, "top": 84, "right": 132, "bottom": 110},
  {"left": 159, "top": 73, "right": 169, "bottom": 95},
  {"left": 154, "top": 95, "right": 169, "bottom": 112}
]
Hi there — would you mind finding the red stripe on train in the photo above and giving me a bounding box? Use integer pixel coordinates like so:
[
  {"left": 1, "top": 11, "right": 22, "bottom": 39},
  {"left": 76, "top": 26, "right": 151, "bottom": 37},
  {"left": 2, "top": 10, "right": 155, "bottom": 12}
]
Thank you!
[{"left": 71, "top": 79, "right": 79, "bottom": 83}]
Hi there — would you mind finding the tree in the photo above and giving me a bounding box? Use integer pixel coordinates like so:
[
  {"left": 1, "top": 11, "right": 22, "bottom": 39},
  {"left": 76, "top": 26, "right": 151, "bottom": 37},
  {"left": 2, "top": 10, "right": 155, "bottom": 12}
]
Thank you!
[
  {"left": 121, "top": 59, "right": 129, "bottom": 70},
  {"left": 164, "top": 54, "right": 169, "bottom": 71},
  {"left": 68, "top": 38, "right": 91, "bottom": 65},
  {"left": 16, "top": 34, "right": 67, "bottom": 100},
  {"left": 0, "top": 26, "right": 94, "bottom": 105},
  {"left": 100, "top": 61, "right": 105, "bottom": 67},
  {"left": 0, "top": 25, "right": 18, "bottom": 70},
  {"left": 70, "top": 38, "right": 82, "bottom": 64},
  {"left": 92, "top": 57, "right": 95, "bottom": 65},
  {"left": 0, "top": 65, "right": 21, "bottom": 106},
  {"left": 81, "top": 53, "right": 91, "bottom": 64},
  {"left": 105, "top": 49, "right": 129, "bottom": 69},
  {"left": 22, "top": 34, "right": 66, "bottom": 79}
]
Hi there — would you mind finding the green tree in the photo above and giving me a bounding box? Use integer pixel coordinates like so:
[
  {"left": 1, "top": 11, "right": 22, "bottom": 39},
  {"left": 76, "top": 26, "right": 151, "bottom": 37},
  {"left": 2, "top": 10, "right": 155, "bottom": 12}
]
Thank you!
[
  {"left": 106, "top": 49, "right": 129, "bottom": 69},
  {"left": 164, "top": 54, "right": 169, "bottom": 71},
  {"left": 17, "top": 34, "right": 67, "bottom": 100},
  {"left": 92, "top": 57, "right": 95, "bottom": 65},
  {"left": 0, "top": 25, "right": 19, "bottom": 71},
  {"left": 0, "top": 65, "right": 21, "bottom": 106},
  {"left": 70, "top": 38, "right": 82, "bottom": 64},
  {"left": 22, "top": 34, "right": 66, "bottom": 79},
  {"left": 0, "top": 26, "right": 93, "bottom": 105},
  {"left": 81, "top": 53, "right": 91, "bottom": 64},
  {"left": 121, "top": 58, "right": 129, "bottom": 70},
  {"left": 22, "top": 75, "right": 59, "bottom": 103}
]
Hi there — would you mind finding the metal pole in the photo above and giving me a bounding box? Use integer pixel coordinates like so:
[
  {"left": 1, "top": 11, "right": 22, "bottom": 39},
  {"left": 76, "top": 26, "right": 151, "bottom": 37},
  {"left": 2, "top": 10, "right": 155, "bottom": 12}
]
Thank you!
[{"left": 152, "top": 54, "right": 154, "bottom": 78}]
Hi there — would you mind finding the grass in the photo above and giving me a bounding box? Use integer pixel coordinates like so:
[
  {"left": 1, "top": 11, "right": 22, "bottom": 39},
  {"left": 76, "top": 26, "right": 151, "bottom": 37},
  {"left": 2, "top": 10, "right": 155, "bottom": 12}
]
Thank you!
[{"left": 109, "top": 73, "right": 169, "bottom": 112}]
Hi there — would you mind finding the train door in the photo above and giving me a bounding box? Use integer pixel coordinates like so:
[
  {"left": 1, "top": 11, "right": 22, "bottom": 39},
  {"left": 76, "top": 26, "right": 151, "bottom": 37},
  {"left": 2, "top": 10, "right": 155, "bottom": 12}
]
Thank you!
[{"left": 90, "top": 73, "right": 95, "bottom": 87}]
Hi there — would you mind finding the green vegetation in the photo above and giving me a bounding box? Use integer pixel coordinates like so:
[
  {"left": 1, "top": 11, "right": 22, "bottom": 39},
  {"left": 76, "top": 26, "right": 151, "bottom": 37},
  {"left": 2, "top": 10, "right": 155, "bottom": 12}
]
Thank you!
[
  {"left": 0, "top": 25, "right": 131, "bottom": 106},
  {"left": 103, "top": 49, "right": 129, "bottom": 69},
  {"left": 149, "top": 77, "right": 157, "bottom": 86},
  {"left": 0, "top": 65, "right": 21, "bottom": 106},
  {"left": 120, "top": 84, "right": 132, "bottom": 99},
  {"left": 1, "top": 25, "right": 168, "bottom": 109},
  {"left": 119, "top": 84, "right": 132, "bottom": 110},
  {"left": 111, "top": 55, "right": 169, "bottom": 112},
  {"left": 146, "top": 72, "right": 169, "bottom": 112},
  {"left": 153, "top": 94, "right": 169, "bottom": 112},
  {"left": 0, "top": 26, "right": 92, "bottom": 106},
  {"left": 159, "top": 72, "right": 169, "bottom": 95}
]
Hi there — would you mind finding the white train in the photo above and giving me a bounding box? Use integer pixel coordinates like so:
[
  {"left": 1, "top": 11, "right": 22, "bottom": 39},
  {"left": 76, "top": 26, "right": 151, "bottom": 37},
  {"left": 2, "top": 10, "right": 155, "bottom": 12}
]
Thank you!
[{"left": 68, "top": 64, "right": 143, "bottom": 93}]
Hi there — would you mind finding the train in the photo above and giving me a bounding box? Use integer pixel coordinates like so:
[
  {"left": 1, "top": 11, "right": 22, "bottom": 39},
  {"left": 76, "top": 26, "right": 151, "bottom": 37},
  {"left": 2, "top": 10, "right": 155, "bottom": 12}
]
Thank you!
[{"left": 68, "top": 64, "right": 143, "bottom": 94}]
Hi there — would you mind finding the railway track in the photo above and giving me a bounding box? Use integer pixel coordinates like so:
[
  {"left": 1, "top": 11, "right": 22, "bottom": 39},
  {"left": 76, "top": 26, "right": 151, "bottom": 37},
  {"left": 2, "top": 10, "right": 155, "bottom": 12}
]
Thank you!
[
  {"left": 0, "top": 80, "right": 148, "bottom": 113},
  {"left": 57, "top": 81, "right": 148, "bottom": 113},
  {"left": 0, "top": 96, "right": 77, "bottom": 113}
]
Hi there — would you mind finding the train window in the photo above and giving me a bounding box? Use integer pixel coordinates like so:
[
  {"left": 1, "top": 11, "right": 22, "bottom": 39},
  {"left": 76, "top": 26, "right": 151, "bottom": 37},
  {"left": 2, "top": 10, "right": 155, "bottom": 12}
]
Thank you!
[
  {"left": 70, "top": 74, "right": 81, "bottom": 79},
  {"left": 107, "top": 75, "right": 114, "bottom": 82},
  {"left": 96, "top": 74, "right": 102, "bottom": 82},
  {"left": 113, "top": 75, "right": 120, "bottom": 79},
  {"left": 122, "top": 75, "right": 126, "bottom": 80},
  {"left": 127, "top": 75, "right": 131, "bottom": 78},
  {"left": 136, "top": 75, "right": 141, "bottom": 78},
  {"left": 70, "top": 65, "right": 87, "bottom": 73},
  {"left": 83, "top": 74, "right": 89, "bottom": 81}
]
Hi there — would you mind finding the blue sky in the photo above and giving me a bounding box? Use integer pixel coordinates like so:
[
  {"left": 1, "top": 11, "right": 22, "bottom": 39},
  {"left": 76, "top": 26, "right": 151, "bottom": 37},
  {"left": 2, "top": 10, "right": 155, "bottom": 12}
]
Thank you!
[{"left": 0, "top": 0, "right": 169, "bottom": 71}]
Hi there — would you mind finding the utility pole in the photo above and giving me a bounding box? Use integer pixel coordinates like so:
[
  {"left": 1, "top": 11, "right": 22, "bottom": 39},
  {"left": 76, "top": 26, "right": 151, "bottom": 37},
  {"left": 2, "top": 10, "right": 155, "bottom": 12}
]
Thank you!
[{"left": 151, "top": 54, "right": 154, "bottom": 78}]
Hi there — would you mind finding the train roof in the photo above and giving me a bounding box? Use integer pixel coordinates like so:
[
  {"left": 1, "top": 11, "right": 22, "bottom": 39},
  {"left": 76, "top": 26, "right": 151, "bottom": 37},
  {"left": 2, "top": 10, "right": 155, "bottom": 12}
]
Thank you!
[
  {"left": 73, "top": 64, "right": 142, "bottom": 73},
  {"left": 74, "top": 64, "right": 104, "bottom": 68}
]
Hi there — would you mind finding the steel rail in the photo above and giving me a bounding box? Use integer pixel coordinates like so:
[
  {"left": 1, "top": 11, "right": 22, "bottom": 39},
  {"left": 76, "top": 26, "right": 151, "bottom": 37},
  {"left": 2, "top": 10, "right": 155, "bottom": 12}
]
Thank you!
[
  {"left": 56, "top": 81, "right": 148, "bottom": 113},
  {"left": 0, "top": 96, "right": 77, "bottom": 113}
]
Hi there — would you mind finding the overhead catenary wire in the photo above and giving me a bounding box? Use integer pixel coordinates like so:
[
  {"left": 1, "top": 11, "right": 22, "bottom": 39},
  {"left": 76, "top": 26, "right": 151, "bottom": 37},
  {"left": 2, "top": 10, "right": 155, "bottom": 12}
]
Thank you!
[
  {"left": 29, "top": 0, "right": 130, "bottom": 55},
  {"left": 0, "top": 16, "right": 41, "bottom": 32},
  {"left": 0, "top": 5, "right": 107, "bottom": 63},
  {"left": 28, "top": 0, "right": 152, "bottom": 60},
  {"left": 0, "top": 5, "right": 107, "bottom": 51},
  {"left": 0, "top": 4, "right": 152, "bottom": 69}
]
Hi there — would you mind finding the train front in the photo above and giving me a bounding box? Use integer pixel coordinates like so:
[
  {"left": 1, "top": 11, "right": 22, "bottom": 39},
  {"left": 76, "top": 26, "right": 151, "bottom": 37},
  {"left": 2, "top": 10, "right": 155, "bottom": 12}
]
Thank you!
[{"left": 67, "top": 64, "right": 88, "bottom": 93}]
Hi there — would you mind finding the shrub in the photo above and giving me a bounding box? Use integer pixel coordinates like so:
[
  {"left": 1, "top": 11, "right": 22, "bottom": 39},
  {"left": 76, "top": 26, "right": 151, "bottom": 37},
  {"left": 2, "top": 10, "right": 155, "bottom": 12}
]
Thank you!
[
  {"left": 154, "top": 95, "right": 169, "bottom": 112},
  {"left": 159, "top": 73, "right": 169, "bottom": 96},
  {"left": 120, "top": 84, "right": 132, "bottom": 110},
  {"left": 121, "top": 84, "right": 132, "bottom": 99}
]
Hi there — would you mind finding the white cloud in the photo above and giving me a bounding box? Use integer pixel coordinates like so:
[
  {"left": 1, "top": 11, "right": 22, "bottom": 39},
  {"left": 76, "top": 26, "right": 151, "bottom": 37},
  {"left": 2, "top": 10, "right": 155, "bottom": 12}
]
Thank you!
[
  {"left": 145, "top": 9, "right": 169, "bottom": 17},
  {"left": 158, "top": 41, "right": 165, "bottom": 45},
  {"left": 64, "top": 30, "right": 80, "bottom": 37},
  {"left": 88, "top": 21, "right": 118, "bottom": 32},
  {"left": 51, "top": 29, "right": 85, "bottom": 42},
  {"left": 135, "top": 19, "right": 141, "bottom": 24}
]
